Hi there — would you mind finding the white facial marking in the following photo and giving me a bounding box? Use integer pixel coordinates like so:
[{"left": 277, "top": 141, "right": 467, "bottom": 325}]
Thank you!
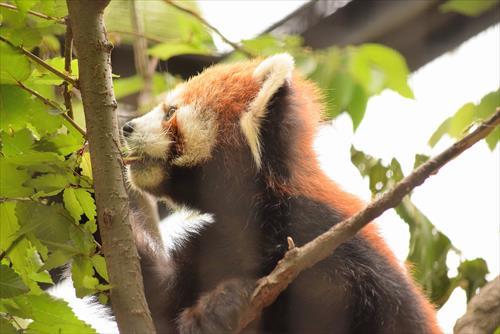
[
  {"left": 173, "top": 103, "right": 218, "bottom": 167},
  {"left": 240, "top": 53, "right": 294, "bottom": 169},
  {"left": 126, "top": 104, "right": 172, "bottom": 159},
  {"left": 158, "top": 207, "right": 214, "bottom": 253}
]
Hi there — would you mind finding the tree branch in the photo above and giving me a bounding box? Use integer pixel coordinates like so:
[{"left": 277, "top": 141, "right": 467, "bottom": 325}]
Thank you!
[
  {"left": 15, "top": 80, "right": 86, "bottom": 137},
  {"left": 238, "top": 109, "right": 500, "bottom": 331},
  {"left": 66, "top": 0, "right": 156, "bottom": 333},
  {"left": 0, "top": 35, "right": 79, "bottom": 88},
  {"left": 454, "top": 276, "right": 500, "bottom": 334},
  {"left": 163, "top": 0, "right": 255, "bottom": 58},
  {"left": 63, "top": 18, "right": 74, "bottom": 119},
  {"left": 0, "top": 2, "right": 65, "bottom": 24}
]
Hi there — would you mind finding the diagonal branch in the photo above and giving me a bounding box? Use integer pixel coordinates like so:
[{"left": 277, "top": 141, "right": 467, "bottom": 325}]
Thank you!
[
  {"left": 15, "top": 80, "right": 86, "bottom": 137},
  {"left": 163, "top": 0, "right": 255, "bottom": 58},
  {"left": 0, "top": 35, "right": 79, "bottom": 88},
  {"left": 0, "top": 2, "right": 65, "bottom": 24},
  {"left": 238, "top": 109, "right": 500, "bottom": 331}
]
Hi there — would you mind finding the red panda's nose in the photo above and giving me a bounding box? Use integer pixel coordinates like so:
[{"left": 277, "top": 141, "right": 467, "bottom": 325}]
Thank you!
[{"left": 122, "top": 122, "right": 135, "bottom": 137}]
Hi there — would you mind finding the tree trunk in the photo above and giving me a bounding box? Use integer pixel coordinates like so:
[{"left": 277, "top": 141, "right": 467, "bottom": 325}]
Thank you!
[
  {"left": 66, "top": 1, "right": 156, "bottom": 332},
  {"left": 454, "top": 276, "right": 500, "bottom": 334}
]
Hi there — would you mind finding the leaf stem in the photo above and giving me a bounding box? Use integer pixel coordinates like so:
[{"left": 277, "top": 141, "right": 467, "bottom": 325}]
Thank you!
[
  {"left": 15, "top": 80, "right": 86, "bottom": 137},
  {"left": 163, "top": 0, "right": 255, "bottom": 58},
  {"left": 0, "top": 35, "right": 79, "bottom": 88},
  {"left": 0, "top": 2, "right": 65, "bottom": 24}
]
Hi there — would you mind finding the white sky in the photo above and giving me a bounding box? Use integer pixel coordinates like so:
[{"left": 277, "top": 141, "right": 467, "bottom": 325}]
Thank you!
[{"left": 200, "top": 3, "right": 499, "bottom": 332}]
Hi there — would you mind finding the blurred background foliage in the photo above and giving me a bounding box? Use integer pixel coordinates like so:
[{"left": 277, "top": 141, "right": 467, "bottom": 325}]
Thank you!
[{"left": 0, "top": 0, "right": 498, "bottom": 332}]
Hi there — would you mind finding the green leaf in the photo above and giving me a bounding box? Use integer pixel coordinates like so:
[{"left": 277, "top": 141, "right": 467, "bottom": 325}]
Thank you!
[
  {"left": 0, "top": 128, "right": 35, "bottom": 157},
  {"left": 15, "top": 202, "right": 95, "bottom": 257},
  {"left": 448, "top": 103, "right": 475, "bottom": 137},
  {"left": 30, "top": 57, "right": 78, "bottom": 85},
  {"left": 148, "top": 42, "right": 210, "bottom": 60},
  {"left": 4, "top": 293, "right": 97, "bottom": 334},
  {"left": 63, "top": 188, "right": 84, "bottom": 223},
  {"left": 0, "top": 85, "right": 62, "bottom": 135},
  {"left": 113, "top": 75, "right": 143, "bottom": 100},
  {"left": 72, "top": 256, "right": 99, "bottom": 297},
  {"left": 457, "top": 258, "right": 489, "bottom": 301},
  {"left": 429, "top": 90, "right": 499, "bottom": 148},
  {"left": 34, "top": 131, "right": 84, "bottom": 155},
  {"left": 347, "top": 84, "right": 368, "bottom": 131},
  {"left": 328, "top": 72, "right": 354, "bottom": 118},
  {"left": 396, "top": 198, "right": 455, "bottom": 307},
  {"left": 91, "top": 254, "right": 109, "bottom": 282},
  {"left": 0, "top": 43, "right": 32, "bottom": 84},
  {"left": 0, "top": 158, "right": 34, "bottom": 197},
  {"left": 40, "top": 250, "right": 72, "bottom": 271},
  {"left": 0, "top": 264, "right": 29, "bottom": 298},
  {"left": 0, "top": 317, "right": 17, "bottom": 334},
  {"left": 26, "top": 173, "right": 72, "bottom": 196},
  {"left": 440, "top": 0, "right": 499, "bottom": 16},
  {"left": 0, "top": 202, "right": 51, "bottom": 293},
  {"left": 358, "top": 44, "right": 414, "bottom": 98},
  {"left": 74, "top": 189, "right": 96, "bottom": 221},
  {"left": 14, "top": 0, "right": 39, "bottom": 15}
]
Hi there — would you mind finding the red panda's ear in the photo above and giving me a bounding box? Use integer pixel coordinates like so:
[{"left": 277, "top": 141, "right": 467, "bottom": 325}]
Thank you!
[{"left": 240, "top": 53, "right": 294, "bottom": 168}]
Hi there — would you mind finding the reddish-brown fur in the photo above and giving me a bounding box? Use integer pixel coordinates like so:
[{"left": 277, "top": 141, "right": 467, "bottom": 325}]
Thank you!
[{"left": 140, "top": 59, "right": 441, "bottom": 333}]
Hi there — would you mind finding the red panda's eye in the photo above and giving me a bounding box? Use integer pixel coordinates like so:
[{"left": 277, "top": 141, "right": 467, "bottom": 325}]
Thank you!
[{"left": 164, "top": 105, "right": 177, "bottom": 120}]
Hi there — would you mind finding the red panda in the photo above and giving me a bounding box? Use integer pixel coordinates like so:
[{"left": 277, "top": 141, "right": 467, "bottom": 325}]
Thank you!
[{"left": 122, "top": 54, "right": 441, "bottom": 333}]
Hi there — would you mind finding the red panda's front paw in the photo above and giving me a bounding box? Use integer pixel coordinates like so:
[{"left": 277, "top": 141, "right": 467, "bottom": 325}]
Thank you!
[{"left": 177, "top": 279, "right": 255, "bottom": 334}]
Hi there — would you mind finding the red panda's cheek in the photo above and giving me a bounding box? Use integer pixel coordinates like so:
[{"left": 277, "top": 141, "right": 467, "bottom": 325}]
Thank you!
[{"left": 126, "top": 160, "right": 167, "bottom": 192}]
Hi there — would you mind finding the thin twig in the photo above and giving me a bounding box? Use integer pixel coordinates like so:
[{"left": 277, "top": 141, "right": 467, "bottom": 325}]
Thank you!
[
  {"left": 0, "top": 35, "right": 79, "bottom": 88},
  {"left": 108, "top": 30, "right": 164, "bottom": 44},
  {"left": 15, "top": 80, "right": 86, "bottom": 137},
  {"left": 238, "top": 109, "right": 500, "bottom": 331},
  {"left": 163, "top": 0, "right": 254, "bottom": 58},
  {"left": 63, "top": 18, "right": 74, "bottom": 119},
  {"left": 0, "top": 2, "right": 65, "bottom": 24}
]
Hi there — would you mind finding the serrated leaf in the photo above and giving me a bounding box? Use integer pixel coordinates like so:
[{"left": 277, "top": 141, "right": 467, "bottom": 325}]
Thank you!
[
  {"left": 30, "top": 57, "right": 78, "bottom": 85},
  {"left": 15, "top": 202, "right": 95, "bottom": 257},
  {"left": 80, "top": 152, "right": 92, "bottom": 178},
  {"left": 39, "top": 250, "right": 72, "bottom": 271},
  {"left": 0, "top": 264, "right": 29, "bottom": 298},
  {"left": 0, "top": 85, "right": 62, "bottom": 135},
  {"left": 91, "top": 254, "right": 109, "bottom": 282},
  {"left": 0, "top": 203, "right": 51, "bottom": 293},
  {"left": 26, "top": 173, "right": 72, "bottom": 196},
  {"left": 485, "top": 126, "right": 499, "bottom": 150},
  {"left": 0, "top": 128, "right": 35, "bottom": 157},
  {"left": 13, "top": 293, "right": 97, "bottom": 334},
  {"left": 0, "top": 158, "right": 33, "bottom": 197},
  {"left": 74, "top": 189, "right": 96, "bottom": 221},
  {"left": 72, "top": 256, "right": 99, "bottom": 297},
  {"left": 0, "top": 43, "right": 32, "bottom": 84},
  {"left": 63, "top": 188, "right": 84, "bottom": 223}
]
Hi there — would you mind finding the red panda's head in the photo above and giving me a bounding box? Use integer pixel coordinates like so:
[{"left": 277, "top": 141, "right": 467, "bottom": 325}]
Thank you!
[{"left": 122, "top": 54, "right": 323, "bottom": 205}]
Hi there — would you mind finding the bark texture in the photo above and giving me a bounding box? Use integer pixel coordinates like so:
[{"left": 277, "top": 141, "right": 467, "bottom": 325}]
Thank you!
[
  {"left": 454, "top": 276, "right": 500, "bottom": 334},
  {"left": 66, "top": 1, "right": 156, "bottom": 332}
]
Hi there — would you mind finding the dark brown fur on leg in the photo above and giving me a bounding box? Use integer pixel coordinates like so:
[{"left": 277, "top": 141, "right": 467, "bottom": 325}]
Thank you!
[{"left": 177, "top": 279, "right": 255, "bottom": 334}]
